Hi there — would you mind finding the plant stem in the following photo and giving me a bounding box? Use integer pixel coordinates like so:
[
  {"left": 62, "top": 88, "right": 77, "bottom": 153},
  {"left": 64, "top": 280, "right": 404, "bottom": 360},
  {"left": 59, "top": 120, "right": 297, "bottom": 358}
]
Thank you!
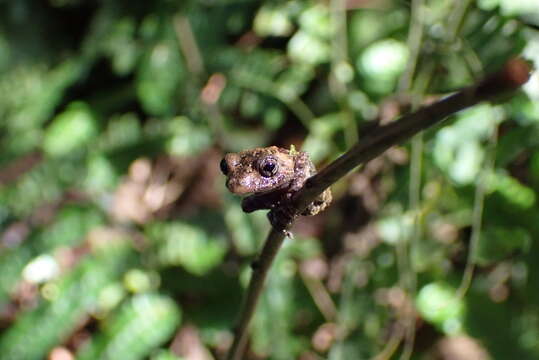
[
  {"left": 227, "top": 228, "right": 286, "bottom": 360},
  {"left": 292, "top": 59, "right": 531, "bottom": 213},
  {"left": 226, "top": 58, "right": 531, "bottom": 360}
]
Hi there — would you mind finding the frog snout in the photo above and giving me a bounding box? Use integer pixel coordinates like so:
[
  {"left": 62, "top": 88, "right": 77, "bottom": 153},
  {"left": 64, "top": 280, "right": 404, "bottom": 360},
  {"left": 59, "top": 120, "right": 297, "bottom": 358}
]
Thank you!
[
  {"left": 225, "top": 175, "right": 257, "bottom": 195},
  {"left": 226, "top": 179, "right": 249, "bottom": 194},
  {"left": 224, "top": 178, "right": 234, "bottom": 192},
  {"left": 221, "top": 153, "right": 241, "bottom": 173}
]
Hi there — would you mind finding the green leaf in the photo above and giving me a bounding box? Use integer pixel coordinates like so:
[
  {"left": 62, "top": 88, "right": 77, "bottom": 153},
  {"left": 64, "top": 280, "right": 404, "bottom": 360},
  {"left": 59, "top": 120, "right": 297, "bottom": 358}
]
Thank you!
[
  {"left": 302, "top": 112, "right": 343, "bottom": 162},
  {"left": 150, "top": 349, "right": 184, "bottom": 360},
  {"left": 43, "top": 102, "right": 98, "bottom": 157},
  {"left": 288, "top": 30, "right": 330, "bottom": 65},
  {"left": 0, "top": 246, "right": 34, "bottom": 308},
  {"left": 254, "top": 5, "right": 294, "bottom": 37},
  {"left": 474, "top": 226, "right": 531, "bottom": 265},
  {"left": 36, "top": 205, "right": 104, "bottom": 249},
  {"left": 298, "top": 4, "right": 333, "bottom": 39},
  {"left": 223, "top": 197, "right": 267, "bottom": 256},
  {"left": 0, "top": 237, "right": 133, "bottom": 360},
  {"left": 0, "top": 160, "right": 63, "bottom": 216},
  {"left": 148, "top": 221, "right": 228, "bottom": 276},
  {"left": 416, "top": 282, "right": 465, "bottom": 335},
  {"left": 78, "top": 293, "right": 181, "bottom": 360},
  {"left": 433, "top": 104, "right": 502, "bottom": 185},
  {"left": 84, "top": 153, "right": 118, "bottom": 192},
  {"left": 357, "top": 39, "right": 409, "bottom": 94},
  {"left": 136, "top": 23, "right": 184, "bottom": 116},
  {"left": 102, "top": 17, "right": 140, "bottom": 75},
  {"left": 487, "top": 171, "right": 536, "bottom": 209},
  {"left": 166, "top": 116, "right": 212, "bottom": 156}
]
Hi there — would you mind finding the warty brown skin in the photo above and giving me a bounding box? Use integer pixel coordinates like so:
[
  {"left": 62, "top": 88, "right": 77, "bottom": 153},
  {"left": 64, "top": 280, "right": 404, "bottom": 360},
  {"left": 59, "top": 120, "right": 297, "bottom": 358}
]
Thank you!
[{"left": 220, "top": 146, "right": 332, "bottom": 216}]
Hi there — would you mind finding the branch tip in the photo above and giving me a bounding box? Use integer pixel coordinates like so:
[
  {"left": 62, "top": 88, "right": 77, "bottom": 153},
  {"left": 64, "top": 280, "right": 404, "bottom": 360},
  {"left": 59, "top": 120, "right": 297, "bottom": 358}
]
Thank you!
[
  {"left": 504, "top": 58, "right": 533, "bottom": 86},
  {"left": 477, "top": 57, "right": 533, "bottom": 98}
]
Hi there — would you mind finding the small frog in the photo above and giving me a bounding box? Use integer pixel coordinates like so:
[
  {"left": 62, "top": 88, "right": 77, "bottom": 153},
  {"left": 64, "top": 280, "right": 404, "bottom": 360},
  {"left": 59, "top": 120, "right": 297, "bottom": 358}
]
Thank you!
[{"left": 220, "top": 146, "right": 332, "bottom": 218}]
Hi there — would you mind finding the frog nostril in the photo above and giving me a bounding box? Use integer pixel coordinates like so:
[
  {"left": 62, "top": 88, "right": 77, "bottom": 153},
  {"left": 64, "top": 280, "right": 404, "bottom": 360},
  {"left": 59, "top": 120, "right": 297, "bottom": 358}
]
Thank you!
[{"left": 220, "top": 158, "right": 229, "bottom": 175}]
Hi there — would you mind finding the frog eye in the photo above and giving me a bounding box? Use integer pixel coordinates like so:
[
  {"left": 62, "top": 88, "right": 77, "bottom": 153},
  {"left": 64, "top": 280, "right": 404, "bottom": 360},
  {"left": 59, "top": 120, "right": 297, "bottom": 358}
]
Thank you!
[
  {"left": 220, "top": 158, "right": 229, "bottom": 175},
  {"left": 258, "top": 157, "right": 279, "bottom": 177}
]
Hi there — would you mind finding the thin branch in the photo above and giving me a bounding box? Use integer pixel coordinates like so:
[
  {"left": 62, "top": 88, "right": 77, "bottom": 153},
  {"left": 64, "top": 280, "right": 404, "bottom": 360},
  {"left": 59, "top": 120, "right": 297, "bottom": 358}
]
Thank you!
[
  {"left": 226, "top": 58, "right": 532, "bottom": 360},
  {"left": 227, "top": 228, "right": 286, "bottom": 360},
  {"left": 292, "top": 58, "right": 531, "bottom": 214}
]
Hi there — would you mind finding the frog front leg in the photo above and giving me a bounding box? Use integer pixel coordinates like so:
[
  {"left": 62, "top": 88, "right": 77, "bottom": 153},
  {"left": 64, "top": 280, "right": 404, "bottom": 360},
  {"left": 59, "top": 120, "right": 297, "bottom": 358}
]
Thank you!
[{"left": 241, "top": 190, "right": 287, "bottom": 213}]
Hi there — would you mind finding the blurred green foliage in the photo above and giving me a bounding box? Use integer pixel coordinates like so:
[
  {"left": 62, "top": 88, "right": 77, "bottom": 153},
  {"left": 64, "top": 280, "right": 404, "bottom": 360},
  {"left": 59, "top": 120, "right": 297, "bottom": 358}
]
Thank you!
[{"left": 1, "top": 0, "right": 539, "bottom": 359}]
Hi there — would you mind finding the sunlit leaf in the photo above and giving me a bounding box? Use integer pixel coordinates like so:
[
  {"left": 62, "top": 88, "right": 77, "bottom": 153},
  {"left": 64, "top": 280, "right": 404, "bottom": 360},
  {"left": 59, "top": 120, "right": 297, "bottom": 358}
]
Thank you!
[
  {"left": 417, "top": 282, "right": 465, "bottom": 335},
  {"left": 487, "top": 171, "right": 536, "bottom": 209},
  {"left": 148, "top": 221, "right": 227, "bottom": 276},
  {"left": 254, "top": 5, "right": 293, "bottom": 37},
  {"left": 298, "top": 4, "right": 333, "bottom": 39},
  {"left": 43, "top": 102, "right": 98, "bottom": 157},
  {"left": 288, "top": 30, "right": 330, "bottom": 65},
  {"left": 357, "top": 39, "right": 408, "bottom": 93},
  {"left": 136, "top": 23, "right": 184, "bottom": 116},
  {"left": 78, "top": 293, "right": 181, "bottom": 360},
  {"left": 0, "top": 237, "right": 133, "bottom": 360},
  {"left": 166, "top": 116, "right": 212, "bottom": 156}
]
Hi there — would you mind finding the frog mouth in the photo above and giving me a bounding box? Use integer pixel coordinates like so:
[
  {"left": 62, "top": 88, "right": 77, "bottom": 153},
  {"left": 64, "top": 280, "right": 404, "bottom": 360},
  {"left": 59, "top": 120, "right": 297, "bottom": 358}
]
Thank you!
[
  {"left": 225, "top": 179, "right": 253, "bottom": 195},
  {"left": 226, "top": 176, "right": 288, "bottom": 195}
]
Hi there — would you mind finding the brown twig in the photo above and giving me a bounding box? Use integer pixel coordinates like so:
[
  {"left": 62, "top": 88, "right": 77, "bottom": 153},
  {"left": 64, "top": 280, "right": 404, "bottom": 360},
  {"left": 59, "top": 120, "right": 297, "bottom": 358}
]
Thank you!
[
  {"left": 292, "top": 58, "right": 531, "bottom": 212},
  {"left": 226, "top": 58, "right": 532, "bottom": 360},
  {"left": 228, "top": 228, "right": 286, "bottom": 360}
]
